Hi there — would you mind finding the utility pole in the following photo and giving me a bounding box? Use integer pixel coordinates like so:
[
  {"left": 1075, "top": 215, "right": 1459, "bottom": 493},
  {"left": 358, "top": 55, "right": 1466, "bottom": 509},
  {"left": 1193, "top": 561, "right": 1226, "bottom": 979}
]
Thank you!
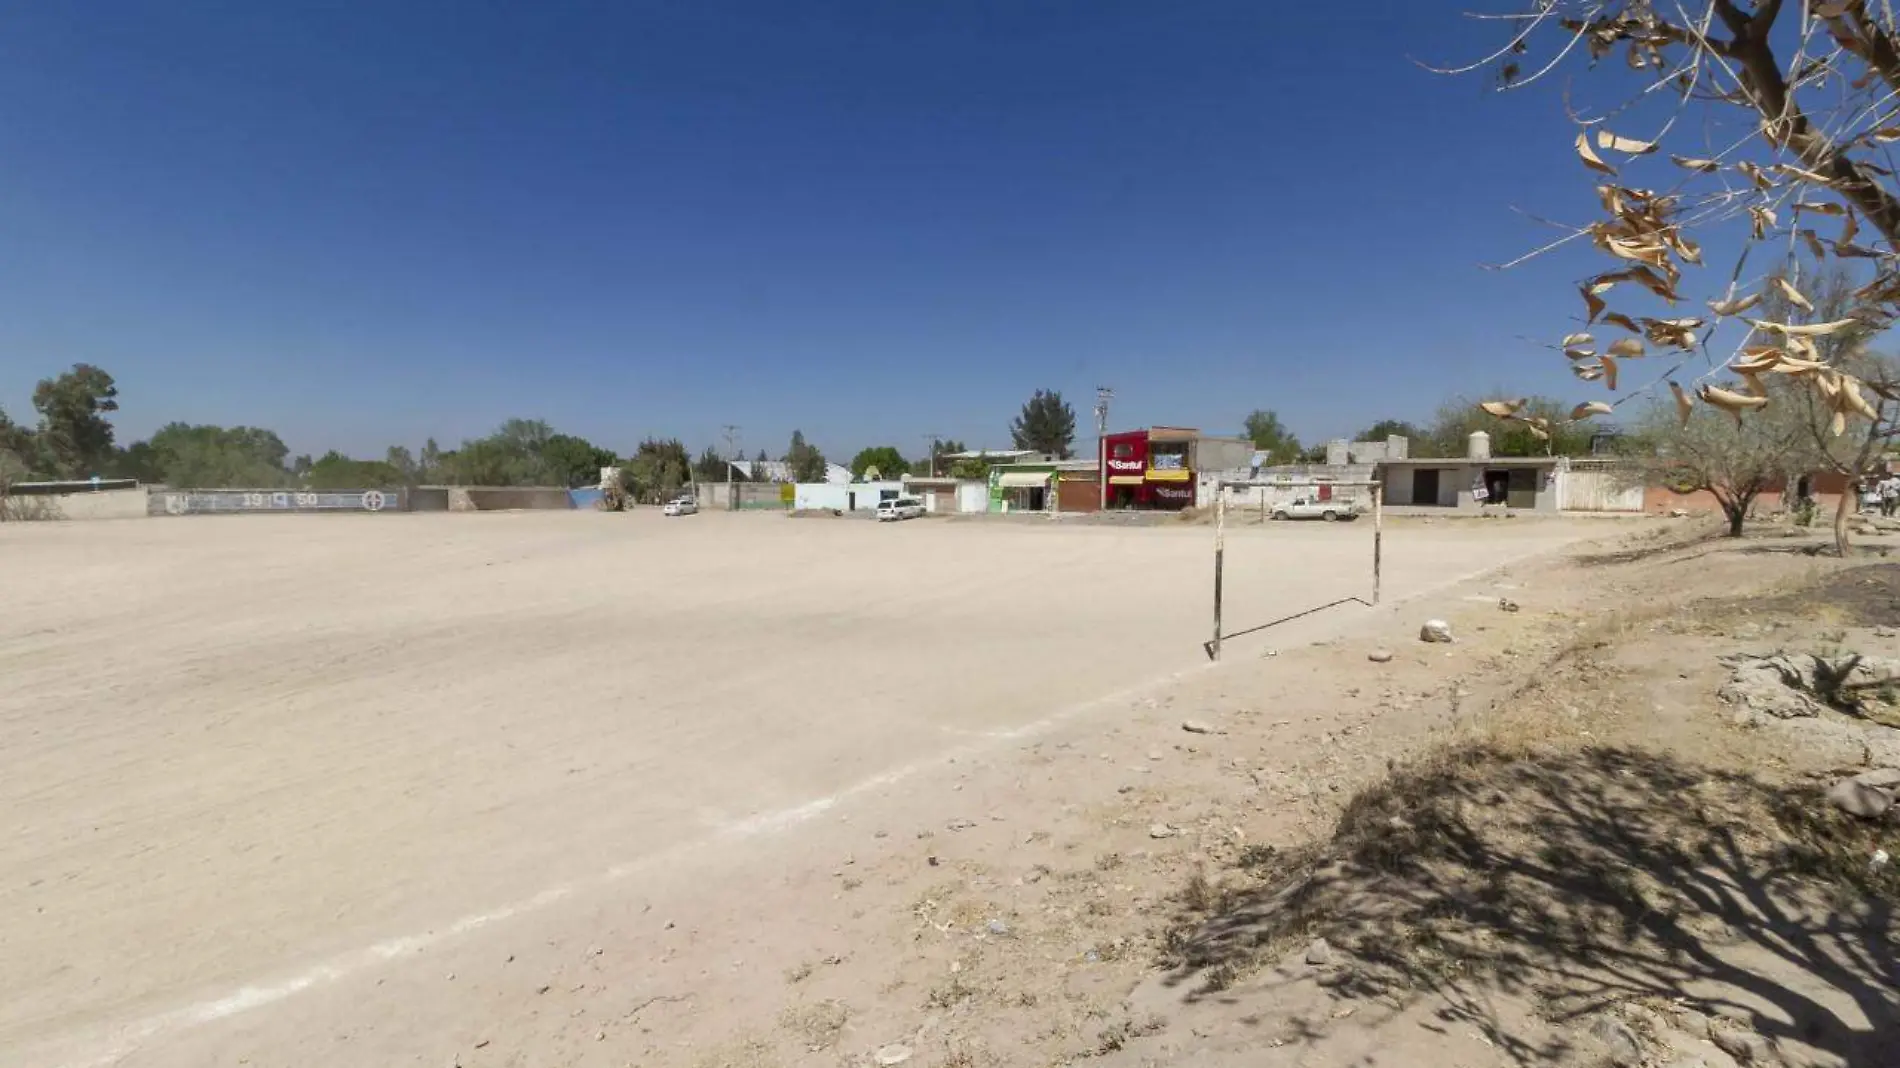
[
  {"left": 920, "top": 433, "right": 941, "bottom": 478},
  {"left": 1094, "top": 386, "right": 1114, "bottom": 512},
  {"left": 722, "top": 424, "right": 740, "bottom": 511}
]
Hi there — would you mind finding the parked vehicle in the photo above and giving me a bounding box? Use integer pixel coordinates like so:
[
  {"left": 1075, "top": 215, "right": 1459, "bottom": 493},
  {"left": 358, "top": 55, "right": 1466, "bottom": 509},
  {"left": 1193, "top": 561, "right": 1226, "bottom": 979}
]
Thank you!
[
  {"left": 1269, "top": 495, "right": 1360, "bottom": 522},
  {"left": 876, "top": 497, "right": 926, "bottom": 522},
  {"left": 662, "top": 496, "right": 698, "bottom": 516}
]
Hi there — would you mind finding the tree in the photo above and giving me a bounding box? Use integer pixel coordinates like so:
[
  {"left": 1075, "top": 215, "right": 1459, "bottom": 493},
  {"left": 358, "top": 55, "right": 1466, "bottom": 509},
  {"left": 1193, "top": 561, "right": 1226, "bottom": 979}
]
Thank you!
[
  {"left": 1242, "top": 410, "right": 1303, "bottom": 464},
  {"left": 1454, "top": 2, "right": 1900, "bottom": 553},
  {"left": 949, "top": 456, "right": 991, "bottom": 479},
  {"left": 419, "top": 438, "right": 444, "bottom": 483},
  {"left": 540, "top": 433, "right": 619, "bottom": 488},
  {"left": 1756, "top": 263, "right": 1898, "bottom": 553},
  {"left": 849, "top": 445, "right": 906, "bottom": 481},
  {"left": 304, "top": 450, "right": 402, "bottom": 490},
  {"left": 385, "top": 446, "right": 419, "bottom": 486},
  {"left": 31, "top": 364, "right": 119, "bottom": 478},
  {"left": 755, "top": 448, "right": 769, "bottom": 464},
  {"left": 142, "top": 424, "right": 293, "bottom": 488},
  {"left": 692, "top": 445, "right": 729, "bottom": 483},
  {"left": 621, "top": 438, "right": 692, "bottom": 503},
  {"left": 0, "top": 446, "right": 29, "bottom": 520},
  {"left": 1354, "top": 419, "right": 1424, "bottom": 445},
  {"left": 1010, "top": 389, "right": 1076, "bottom": 458},
  {"left": 1620, "top": 388, "right": 1808, "bottom": 537},
  {"left": 1424, "top": 395, "right": 1593, "bottom": 458},
  {"left": 784, "top": 430, "right": 827, "bottom": 483},
  {"left": 0, "top": 406, "right": 40, "bottom": 477},
  {"left": 912, "top": 438, "right": 967, "bottom": 476}
]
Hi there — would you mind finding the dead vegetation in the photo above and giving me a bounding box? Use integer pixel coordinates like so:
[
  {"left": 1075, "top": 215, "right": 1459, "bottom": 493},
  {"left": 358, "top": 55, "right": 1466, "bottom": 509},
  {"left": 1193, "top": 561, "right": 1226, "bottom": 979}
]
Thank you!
[{"left": 1146, "top": 557, "right": 1900, "bottom": 1067}]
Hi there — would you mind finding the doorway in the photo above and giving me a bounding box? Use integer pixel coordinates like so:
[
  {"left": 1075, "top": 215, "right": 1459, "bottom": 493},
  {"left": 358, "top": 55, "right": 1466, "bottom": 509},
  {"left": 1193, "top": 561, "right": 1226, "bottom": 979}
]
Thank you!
[{"left": 1412, "top": 469, "right": 1440, "bottom": 505}]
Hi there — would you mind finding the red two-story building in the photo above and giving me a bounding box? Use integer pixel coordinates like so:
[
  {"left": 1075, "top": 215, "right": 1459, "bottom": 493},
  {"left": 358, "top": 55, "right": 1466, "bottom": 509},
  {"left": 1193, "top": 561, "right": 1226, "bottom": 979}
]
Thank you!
[{"left": 1102, "top": 426, "right": 1200, "bottom": 510}]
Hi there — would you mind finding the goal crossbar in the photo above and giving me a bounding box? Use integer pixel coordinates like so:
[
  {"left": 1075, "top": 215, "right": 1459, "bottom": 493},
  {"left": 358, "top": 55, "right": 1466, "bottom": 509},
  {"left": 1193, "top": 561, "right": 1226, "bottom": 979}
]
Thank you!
[{"left": 1208, "top": 478, "right": 1384, "bottom": 662}]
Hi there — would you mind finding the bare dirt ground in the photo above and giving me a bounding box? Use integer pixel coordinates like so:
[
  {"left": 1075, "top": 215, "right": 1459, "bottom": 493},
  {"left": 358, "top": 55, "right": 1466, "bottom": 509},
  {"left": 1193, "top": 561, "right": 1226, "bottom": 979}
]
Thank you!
[{"left": 0, "top": 510, "right": 1595, "bottom": 1068}]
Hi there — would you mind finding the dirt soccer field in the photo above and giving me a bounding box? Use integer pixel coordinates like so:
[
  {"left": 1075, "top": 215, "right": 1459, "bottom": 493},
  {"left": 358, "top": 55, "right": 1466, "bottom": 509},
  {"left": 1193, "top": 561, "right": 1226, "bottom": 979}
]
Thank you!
[{"left": 0, "top": 510, "right": 1600, "bottom": 1067}]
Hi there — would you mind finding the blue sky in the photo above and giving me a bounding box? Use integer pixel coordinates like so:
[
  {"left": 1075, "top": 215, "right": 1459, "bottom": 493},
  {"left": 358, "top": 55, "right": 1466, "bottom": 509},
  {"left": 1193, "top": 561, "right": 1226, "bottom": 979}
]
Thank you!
[{"left": 0, "top": 2, "right": 1613, "bottom": 460}]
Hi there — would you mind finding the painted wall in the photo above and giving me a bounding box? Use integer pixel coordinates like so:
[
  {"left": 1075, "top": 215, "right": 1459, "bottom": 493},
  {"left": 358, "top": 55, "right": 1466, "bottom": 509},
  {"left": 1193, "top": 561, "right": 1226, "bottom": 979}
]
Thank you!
[
  {"left": 793, "top": 481, "right": 904, "bottom": 511},
  {"left": 6, "top": 486, "right": 149, "bottom": 520},
  {"left": 150, "top": 488, "right": 402, "bottom": 516}
]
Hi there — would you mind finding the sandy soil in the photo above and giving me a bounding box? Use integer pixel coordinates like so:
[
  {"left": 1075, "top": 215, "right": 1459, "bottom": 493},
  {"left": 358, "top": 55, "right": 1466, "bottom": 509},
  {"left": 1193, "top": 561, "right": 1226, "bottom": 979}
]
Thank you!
[{"left": 0, "top": 510, "right": 1604, "bottom": 1068}]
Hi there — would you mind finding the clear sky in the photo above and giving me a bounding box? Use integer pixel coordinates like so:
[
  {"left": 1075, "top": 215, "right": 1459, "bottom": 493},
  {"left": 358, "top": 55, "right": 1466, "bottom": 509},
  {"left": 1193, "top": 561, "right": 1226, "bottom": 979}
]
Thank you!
[{"left": 0, "top": 1, "right": 1610, "bottom": 460}]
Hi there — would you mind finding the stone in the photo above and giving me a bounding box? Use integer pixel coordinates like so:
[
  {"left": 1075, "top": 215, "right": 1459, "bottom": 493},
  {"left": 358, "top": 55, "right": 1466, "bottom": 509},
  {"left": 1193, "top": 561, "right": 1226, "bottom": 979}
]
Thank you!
[
  {"left": 1367, "top": 649, "right": 1395, "bottom": 664},
  {"left": 1420, "top": 620, "right": 1455, "bottom": 644},
  {"left": 1304, "top": 937, "right": 1335, "bottom": 966},
  {"left": 1852, "top": 767, "right": 1900, "bottom": 788},
  {"left": 1588, "top": 1016, "right": 1643, "bottom": 1068},
  {"left": 1148, "top": 823, "right": 1178, "bottom": 839},
  {"left": 985, "top": 918, "right": 1011, "bottom": 936},
  {"left": 946, "top": 818, "right": 977, "bottom": 831},
  {"left": 1499, "top": 598, "right": 1521, "bottom": 613},
  {"left": 1709, "top": 1024, "right": 1769, "bottom": 1062},
  {"left": 874, "top": 1044, "right": 914, "bottom": 1066},
  {"left": 1718, "top": 654, "right": 1823, "bottom": 719},
  {"left": 1826, "top": 777, "right": 1895, "bottom": 819},
  {"left": 1181, "top": 719, "right": 1218, "bottom": 735}
]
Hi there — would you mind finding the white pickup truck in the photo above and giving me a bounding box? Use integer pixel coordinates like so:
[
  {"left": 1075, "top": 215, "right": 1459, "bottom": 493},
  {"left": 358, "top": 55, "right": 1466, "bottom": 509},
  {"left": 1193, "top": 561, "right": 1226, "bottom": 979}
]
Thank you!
[{"left": 1270, "top": 495, "right": 1361, "bottom": 522}]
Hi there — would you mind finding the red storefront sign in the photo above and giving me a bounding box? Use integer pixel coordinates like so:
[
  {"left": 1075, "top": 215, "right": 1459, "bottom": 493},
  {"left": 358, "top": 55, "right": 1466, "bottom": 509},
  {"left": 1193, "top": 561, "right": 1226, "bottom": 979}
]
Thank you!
[{"left": 1103, "top": 431, "right": 1148, "bottom": 483}]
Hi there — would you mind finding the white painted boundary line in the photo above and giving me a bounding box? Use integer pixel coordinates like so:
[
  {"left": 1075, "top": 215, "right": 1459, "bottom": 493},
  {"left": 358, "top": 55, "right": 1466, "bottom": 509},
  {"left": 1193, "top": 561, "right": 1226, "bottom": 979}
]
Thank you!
[{"left": 44, "top": 538, "right": 1570, "bottom": 1068}]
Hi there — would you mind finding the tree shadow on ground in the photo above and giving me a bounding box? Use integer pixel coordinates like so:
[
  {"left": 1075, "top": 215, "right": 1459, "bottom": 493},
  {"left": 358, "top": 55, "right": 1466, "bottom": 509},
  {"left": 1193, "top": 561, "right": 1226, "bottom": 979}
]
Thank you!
[{"left": 1157, "top": 744, "right": 1900, "bottom": 1066}]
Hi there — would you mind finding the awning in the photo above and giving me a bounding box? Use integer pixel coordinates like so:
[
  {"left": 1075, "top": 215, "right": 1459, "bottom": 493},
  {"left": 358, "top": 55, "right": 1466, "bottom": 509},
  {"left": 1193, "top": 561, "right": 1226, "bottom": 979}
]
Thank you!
[
  {"left": 1145, "top": 468, "right": 1191, "bottom": 482},
  {"left": 997, "top": 472, "right": 1052, "bottom": 489},
  {"left": 1108, "top": 475, "right": 1144, "bottom": 486}
]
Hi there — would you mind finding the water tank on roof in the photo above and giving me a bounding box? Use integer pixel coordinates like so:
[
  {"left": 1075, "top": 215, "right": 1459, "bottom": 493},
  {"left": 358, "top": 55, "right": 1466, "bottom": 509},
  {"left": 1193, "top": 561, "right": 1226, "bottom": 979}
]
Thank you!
[{"left": 1468, "top": 431, "right": 1491, "bottom": 461}]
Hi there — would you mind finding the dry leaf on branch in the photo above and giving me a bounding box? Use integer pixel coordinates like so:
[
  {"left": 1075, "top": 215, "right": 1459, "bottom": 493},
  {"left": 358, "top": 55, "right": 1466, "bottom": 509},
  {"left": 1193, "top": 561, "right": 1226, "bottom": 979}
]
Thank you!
[
  {"left": 1699, "top": 384, "right": 1770, "bottom": 424},
  {"left": 1569, "top": 401, "right": 1615, "bottom": 419},
  {"left": 1596, "top": 129, "right": 1658, "bottom": 155},
  {"left": 1560, "top": 332, "right": 1593, "bottom": 348},
  {"left": 1603, "top": 311, "right": 1642, "bottom": 333},
  {"left": 1607, "top": 337, "right": 1646, "bottom": 357},
  {"left": 1800, "top": 229, "right": 1830, "bottom": 261},
  {"left": 1795, "top": 200, "right": 1845, "bottom": 216},
  {"left": 1669, "top": 381, "right": 1694, "bottom": 427},
  {"left": 1738, "top": 162, "right": 1776, "bottom": 191},
  {"left": 1873, "top": 126, "right": 1900, "bottom": 143},
  {"left": 1670, "top": 155, "right": 1721, "bottom": 172},
  {"left": 1815, "top": 1, "right": 1853, "bottom": 17},
  {"left": 1575, "top": 131, "right": 1617, "bottom": 175},
  {"left": 1599, "top": 353, "right": 1620, "bottom": 390},
  {"left": 1708, "top": 292, "right": 1763, "bottom": 316},
  {"left": 1749, "top": 205, "right": 1777, "bottom": 239},
  {"left": 1479, "top": 399, "right": 1525, "bottom": 418},
  {"left": 1747, "top": 317, "right": 1861, "bottom": 336},
  {"left": 1774, "top": 276, "right": 1815, "bottom": 311}
]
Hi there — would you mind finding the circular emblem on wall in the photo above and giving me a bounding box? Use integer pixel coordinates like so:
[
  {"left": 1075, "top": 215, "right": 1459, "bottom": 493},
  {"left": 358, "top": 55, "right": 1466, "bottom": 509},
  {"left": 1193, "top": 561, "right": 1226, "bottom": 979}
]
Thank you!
[{"left": 361, "top": 490, "right": 387, "bottom": 511}]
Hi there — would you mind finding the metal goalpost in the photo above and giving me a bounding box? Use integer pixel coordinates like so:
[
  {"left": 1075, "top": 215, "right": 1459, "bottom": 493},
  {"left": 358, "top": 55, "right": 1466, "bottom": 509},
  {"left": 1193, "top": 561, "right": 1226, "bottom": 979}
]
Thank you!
[{"left": 1208, "top": 477, "right": 1384, "bottom": 661}]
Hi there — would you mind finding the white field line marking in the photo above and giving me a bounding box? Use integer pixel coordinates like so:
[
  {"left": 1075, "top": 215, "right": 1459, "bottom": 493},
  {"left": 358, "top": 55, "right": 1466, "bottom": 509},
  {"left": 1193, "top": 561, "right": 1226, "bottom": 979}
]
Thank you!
[{"left": 49, "top": 538, "right": 1576, "bottom": 1068}]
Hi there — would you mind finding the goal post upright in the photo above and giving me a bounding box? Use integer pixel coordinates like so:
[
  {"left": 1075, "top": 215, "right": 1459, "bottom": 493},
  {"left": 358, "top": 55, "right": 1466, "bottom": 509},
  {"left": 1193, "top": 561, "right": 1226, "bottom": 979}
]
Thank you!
[{"left": 1206, "top": 476, "right": 1384, "bottom": 661}]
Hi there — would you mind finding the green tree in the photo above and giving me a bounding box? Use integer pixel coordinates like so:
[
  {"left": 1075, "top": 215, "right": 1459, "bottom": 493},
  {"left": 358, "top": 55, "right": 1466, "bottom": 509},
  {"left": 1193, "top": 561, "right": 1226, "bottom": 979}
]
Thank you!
[
  {"left": 912, "top": 438, "right": 966, "bottom": 476},
  {"left": 1009, "top": 389, "right": 1076, "bottom": 458},
  {"left": 0, "top": 406, "right": 40, "bottom": 476},
  {"left": 385, "top": 446, "right": 419, "bottom": 485},
  {"left": 32, "top": 364, "right": 119, "bottom": 478},
  {"left": 784, "top": 430, "right": 827, "bottom": 482},
  {"left": 541, "top": 433, "right": 619, "bottom": 488},
  {"left": 621, "top": 438, "right": 692, "bottom": 503},
  {"left": 1424, "top": 395, "right": 1593, "bottom": 458},
  {"left": 304, "top": 450, "right": 402, "bottom": 490},
  {"left": 692, "top": 445, "right": 729, "bottom": 483},
  {"left": 1354, "top": 419, "right": 1424, "bottom": 445},
  {"left": 1242, "top": 409, "right": 1302, "bottom": 464},
  {"left": 143, "top": 424, "right": 293, "bottom": 488},
  {"left": 419, "top": 438, "right": 444, "bottom": 482},
  {"left": 849, "top": 445, "right": 906, "bottom": 481}
]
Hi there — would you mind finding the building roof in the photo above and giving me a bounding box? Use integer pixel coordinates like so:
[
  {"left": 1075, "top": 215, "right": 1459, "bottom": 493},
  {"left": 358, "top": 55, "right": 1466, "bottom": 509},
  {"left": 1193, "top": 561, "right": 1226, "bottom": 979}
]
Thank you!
[
  {"left": 941, "top": 449, "right": 1036, "bottom": 460},
  {"left": 1376, "top": 456, "right": 1563, "bottom": 467}
]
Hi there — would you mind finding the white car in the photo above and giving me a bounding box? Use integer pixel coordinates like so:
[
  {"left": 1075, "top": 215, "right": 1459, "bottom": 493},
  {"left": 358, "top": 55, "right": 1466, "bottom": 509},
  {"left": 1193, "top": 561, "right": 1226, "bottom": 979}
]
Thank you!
[
  {"left": 662, "top": 497, "right": 698, "bottom": 516},
  {"left": 876, "top": 497, "right": 925, "bottom": 522},
  {"left": 1270, "top": 495, "right": 1359, "bottom": 522}
]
